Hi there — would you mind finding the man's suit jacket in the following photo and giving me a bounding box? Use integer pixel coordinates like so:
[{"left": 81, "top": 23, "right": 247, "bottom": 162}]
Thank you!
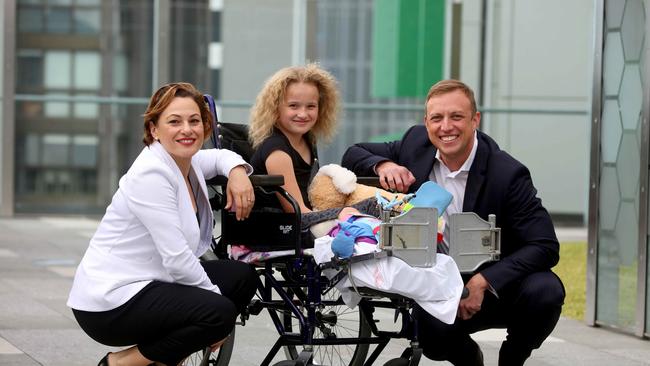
[
  {"left": 342, "top": 125, "right": 559, "bottom": 292},
  {"left": 68, "top": 142, "right": 251, "bottom": 312}
]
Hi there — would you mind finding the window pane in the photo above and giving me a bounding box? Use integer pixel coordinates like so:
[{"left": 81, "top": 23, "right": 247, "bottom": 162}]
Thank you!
[
  {"left": 25, "top": 134, "right": 41, "bottom": 166},
  {"left": 74, "top": 51, "right": 101, "bottom": 89},
  {"left": 45, "top": 51, "right": 71, "bottom": 88},
  {"left": 42, "top": 134, "right": 70, "bottom": 166},
  {"left": 18, "top": 8, "right": 44, "bottom": 33},
  {"left": 72, "top": 135, "right": 98, "bottom": 167},
  {"left": 46, "top": 7, "right": 72, "bottom": 33},
  {"left": 76, "top": 0, "right": 100, "bottom": 5},
  {"left": 17, "top": 49, "right": 44, "bottom": 89},
  {"left": 74, "top": 9, "right": 100, "bottom": 34},
  {"left": 44, "top": 93, "right": 70, "bottom": 118},
  {"left": 113, "top": 54, "right": 128, "bottom": 92},
  {"left": 49, "top": 0, "right": 72, "bottom": 5},
  {"left": 17, "top": 101, "right": 44, "bottom": 119},
  {"left": 73, "top": 95, "right": 99, "bottom": 119}
]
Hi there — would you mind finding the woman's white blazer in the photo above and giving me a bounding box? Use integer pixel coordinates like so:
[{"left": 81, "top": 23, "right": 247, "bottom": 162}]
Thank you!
[{"left": 67, "top": 142, "right": 251, "bottom": 312}]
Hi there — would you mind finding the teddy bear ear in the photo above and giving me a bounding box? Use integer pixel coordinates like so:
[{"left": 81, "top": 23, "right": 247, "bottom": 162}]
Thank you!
[{"left": 317, "top": 164, "right": 357, "bottom": 194}]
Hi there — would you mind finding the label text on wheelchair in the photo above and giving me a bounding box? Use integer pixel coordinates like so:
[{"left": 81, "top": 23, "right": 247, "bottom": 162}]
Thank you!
[{"left": 279, "top": 225, "right": 293, "bottom": 234}]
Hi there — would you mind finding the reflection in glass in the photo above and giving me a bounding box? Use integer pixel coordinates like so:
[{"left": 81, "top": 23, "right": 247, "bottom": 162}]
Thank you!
[{"left": 603, "top": 32, "right": 624, "bottom": 97}]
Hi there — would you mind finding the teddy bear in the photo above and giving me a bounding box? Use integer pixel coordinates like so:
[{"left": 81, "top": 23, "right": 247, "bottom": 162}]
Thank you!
[
  {"left": 307, "top": 164, "right": 452, "bottom": 250},
  {"left": 307, "top": 164, "right": 405, "bottom": 211}
]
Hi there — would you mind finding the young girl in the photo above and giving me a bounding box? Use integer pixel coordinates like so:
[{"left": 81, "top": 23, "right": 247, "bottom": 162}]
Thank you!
[{"left": 249, "top": 64, "right": 377, "bottom": 228}]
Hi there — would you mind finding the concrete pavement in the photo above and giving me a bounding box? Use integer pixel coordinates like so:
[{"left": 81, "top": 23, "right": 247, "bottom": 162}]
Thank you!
[{"left": 0, "top": 216, "right": 648, "bottom": 366}]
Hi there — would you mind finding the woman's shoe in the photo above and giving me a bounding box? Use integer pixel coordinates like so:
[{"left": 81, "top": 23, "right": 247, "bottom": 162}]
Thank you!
[{"left": 97, "top": 352, "right": 110, "bottom": 366}]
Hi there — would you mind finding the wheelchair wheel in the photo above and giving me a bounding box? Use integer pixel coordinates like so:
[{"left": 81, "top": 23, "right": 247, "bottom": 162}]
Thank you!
[
  {"left": 181, "top": 328, "right": 235, "bottom": 366},
  {"left": 281, "top": 287, "right": 371, "bottom": 366}
]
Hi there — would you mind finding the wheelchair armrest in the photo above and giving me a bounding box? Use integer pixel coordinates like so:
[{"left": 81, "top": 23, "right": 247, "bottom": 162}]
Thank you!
[
  {"left": 250, "top": 174, "right": 285, "bottom": 187},
  {"left": 206, "top": 174, "right": 285, "bottom": 187}
]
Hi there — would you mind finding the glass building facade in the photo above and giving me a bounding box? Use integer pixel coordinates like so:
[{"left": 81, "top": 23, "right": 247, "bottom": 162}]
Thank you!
[
  {"left": 9, "top": 0, "right": 218, "bottom": 213},
  {"left": 588, "top": 0, "right": 649, "bottom": 337}
]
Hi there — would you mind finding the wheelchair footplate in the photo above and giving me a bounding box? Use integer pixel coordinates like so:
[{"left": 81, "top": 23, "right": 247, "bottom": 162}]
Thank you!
[
  {"left": 448, "top": 213, "right": 501, "bottom": 273},
  {"left": 377, "top": 206, "right": 439, "bottom": 268}
]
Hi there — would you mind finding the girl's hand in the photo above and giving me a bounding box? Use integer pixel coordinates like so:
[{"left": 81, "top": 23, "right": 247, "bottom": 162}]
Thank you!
[{"left": 225, "top": 165, "right": 254, "bottom": 220}]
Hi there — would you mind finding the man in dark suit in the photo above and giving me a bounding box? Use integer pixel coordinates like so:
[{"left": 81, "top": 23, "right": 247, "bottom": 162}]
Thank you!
[{"left": 341, "top": 80, "right": 565, "bottom": 366}]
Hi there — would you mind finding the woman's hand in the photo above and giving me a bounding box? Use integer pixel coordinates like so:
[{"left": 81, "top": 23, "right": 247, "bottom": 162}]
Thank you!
[{"left": 225, "top": 165, "right": 254, "bottom": 220}]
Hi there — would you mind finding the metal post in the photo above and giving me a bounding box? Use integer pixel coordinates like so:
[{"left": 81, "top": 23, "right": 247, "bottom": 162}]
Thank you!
[
  {"left": 636, "top": 0, "right": 650, "bottom": 338},
  {"left": 153, "top": 0, "right": 171, "bottom": 88},
  {"left": 1, "top": 0, "right": 16, "bottom": 217},
  {"left": 291, "top": 0, "right": 306, "bottom": 65},
  {"left": 586, "top": 0, "right": 605, "bottom": 327}
]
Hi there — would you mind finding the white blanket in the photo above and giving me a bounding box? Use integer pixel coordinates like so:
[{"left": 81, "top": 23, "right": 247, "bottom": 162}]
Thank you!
[{"left": 314, "top": 236, "right": 463, "bottom": 324}]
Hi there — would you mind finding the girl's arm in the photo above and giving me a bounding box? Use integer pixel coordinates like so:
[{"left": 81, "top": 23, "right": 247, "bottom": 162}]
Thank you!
[{"left": 265, "top": 150, "right": 312, "bottom": 213}]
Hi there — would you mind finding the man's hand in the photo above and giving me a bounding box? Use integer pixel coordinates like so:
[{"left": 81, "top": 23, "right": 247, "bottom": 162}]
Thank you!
[
  {"left": 458, "top": 273, "right": 489, "bottom": 320},
  {"left": 225, "top": 165, "right": 254, "bottom": 221},
  {"left": 375, "top": 161, "right": 416, "bottom": 193}
]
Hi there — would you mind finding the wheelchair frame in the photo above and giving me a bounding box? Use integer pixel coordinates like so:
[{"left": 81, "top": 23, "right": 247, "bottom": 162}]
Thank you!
[{"left": 193, "top": 95, "right": 501, "bottom": 366}]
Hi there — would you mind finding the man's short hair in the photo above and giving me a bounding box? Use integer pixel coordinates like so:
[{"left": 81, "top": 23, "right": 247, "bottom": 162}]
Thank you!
[{"left": 425, "top": 79, "right": 477, "bottom": 114}]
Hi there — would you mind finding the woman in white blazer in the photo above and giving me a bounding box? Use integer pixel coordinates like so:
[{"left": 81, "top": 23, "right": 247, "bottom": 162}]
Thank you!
[{"left": 68, "top": 83, "right": 258, "bottom": 366}]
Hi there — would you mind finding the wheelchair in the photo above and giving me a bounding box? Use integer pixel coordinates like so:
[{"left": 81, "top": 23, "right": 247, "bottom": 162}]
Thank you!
[{"left": 184, "top": 95, "right": 501, "bottom": 366}]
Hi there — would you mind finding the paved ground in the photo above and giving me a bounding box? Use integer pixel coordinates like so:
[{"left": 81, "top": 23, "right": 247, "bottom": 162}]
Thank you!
[{"left": 0, "top": 216, "right": 648, "bottom": 366}]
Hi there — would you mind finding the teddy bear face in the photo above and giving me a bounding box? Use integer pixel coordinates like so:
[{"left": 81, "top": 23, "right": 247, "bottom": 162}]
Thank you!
[{"left": 308, "top": 174, "right": 348, "bottom": 211}]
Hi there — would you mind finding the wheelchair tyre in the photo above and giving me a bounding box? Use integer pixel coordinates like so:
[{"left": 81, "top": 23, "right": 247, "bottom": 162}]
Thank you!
[
  {"left": 282, "top": 287, "right": 371, "bottom": 366},
  {"left": 181, "top": 328, "right": 235, "bottom": 366}
]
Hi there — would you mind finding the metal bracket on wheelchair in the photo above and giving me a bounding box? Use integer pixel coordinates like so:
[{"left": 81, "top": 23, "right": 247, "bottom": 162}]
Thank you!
[
  {"left": 378, "top": 206, "right": 439, "bottom": 268},
  {"left": 448, "top": 212, "right": 501, "bottom": 274}
]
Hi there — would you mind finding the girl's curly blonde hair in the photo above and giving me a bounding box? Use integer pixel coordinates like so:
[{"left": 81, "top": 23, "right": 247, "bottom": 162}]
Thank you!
[{"left": 249, "top": 63, "right": 340, "bottom": 148}]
